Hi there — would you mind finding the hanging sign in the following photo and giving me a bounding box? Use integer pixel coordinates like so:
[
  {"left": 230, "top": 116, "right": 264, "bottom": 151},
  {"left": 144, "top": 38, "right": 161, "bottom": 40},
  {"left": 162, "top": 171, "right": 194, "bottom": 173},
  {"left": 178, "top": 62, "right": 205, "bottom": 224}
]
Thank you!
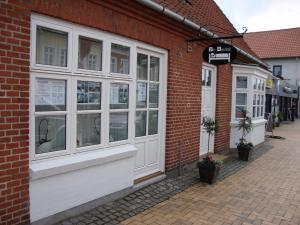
[
  {"left": 266, "top": 79, "right": 273, "bottom": 89},
  {"left": 203, "top": 43, "right": 237, "bottom": 65}
]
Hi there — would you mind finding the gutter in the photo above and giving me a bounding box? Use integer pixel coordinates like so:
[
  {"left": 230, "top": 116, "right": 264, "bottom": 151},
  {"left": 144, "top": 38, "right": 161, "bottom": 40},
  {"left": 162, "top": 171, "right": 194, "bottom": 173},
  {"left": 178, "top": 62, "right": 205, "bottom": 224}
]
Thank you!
[{"left": 136, "top": 0, "right": 269, "bottom": 68}]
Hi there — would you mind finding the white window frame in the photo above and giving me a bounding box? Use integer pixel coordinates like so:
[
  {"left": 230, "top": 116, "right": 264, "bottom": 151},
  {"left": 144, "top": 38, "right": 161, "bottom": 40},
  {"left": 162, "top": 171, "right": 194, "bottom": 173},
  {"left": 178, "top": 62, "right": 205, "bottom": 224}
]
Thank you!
[
  {"left": 30, "top": 14, "right": 167, "bottom": 162},
  {"left": 233, "top": 75, "right": 250, "bottom": 120}
]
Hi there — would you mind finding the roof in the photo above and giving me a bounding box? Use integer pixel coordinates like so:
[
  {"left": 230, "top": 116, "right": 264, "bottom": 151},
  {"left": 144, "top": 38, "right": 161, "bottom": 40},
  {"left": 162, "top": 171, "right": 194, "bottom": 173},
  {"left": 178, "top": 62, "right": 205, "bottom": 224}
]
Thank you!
[
  {"left": 244, "top": 27, "right": 300, "bottom": 59},
  {"left": 153, "top": 0, "right": 258, "bottom": 59}
]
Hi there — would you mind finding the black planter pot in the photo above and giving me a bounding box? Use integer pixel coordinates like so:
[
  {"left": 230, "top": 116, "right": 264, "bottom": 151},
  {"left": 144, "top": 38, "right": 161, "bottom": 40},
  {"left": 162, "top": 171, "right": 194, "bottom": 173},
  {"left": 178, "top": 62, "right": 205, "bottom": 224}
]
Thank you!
[
  {"left": 198, "top": 164, "right": 220, "bottom": 184},
  {"left": 237, "top": 145, "right": 253, "bottom": 161}
]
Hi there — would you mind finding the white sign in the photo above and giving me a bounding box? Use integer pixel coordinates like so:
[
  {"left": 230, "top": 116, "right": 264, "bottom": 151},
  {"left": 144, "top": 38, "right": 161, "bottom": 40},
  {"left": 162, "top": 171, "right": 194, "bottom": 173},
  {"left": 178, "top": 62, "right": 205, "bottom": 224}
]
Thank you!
[
  {"left": 36, "top": 79, "right": 65, "bottom": 106},
  {"left": 137, "top": 83, "right": 147, "bottom": 102}
]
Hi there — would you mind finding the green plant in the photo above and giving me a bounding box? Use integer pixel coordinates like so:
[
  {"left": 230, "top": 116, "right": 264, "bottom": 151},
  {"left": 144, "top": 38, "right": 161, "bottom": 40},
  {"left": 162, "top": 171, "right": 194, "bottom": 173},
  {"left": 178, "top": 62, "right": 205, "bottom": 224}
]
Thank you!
[
  {"left": 199, "top": 116, "right": 222, "bottom": 167},
  {"left": 277, "top": 113, "right": 283, "bottom": 122},
  {"left": 237, "top": 109, "right": 253, "bottom": 144}
]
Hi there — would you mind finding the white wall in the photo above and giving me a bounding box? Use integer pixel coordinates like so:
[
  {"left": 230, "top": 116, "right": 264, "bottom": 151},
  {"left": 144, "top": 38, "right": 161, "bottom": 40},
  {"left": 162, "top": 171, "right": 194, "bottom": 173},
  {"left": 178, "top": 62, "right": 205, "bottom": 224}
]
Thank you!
[
  {"left": 30, "top": 146, "right": 136, "bottom": 222},
  {"left": 266, "top": 58, "right": 300, "bottom": 86}
]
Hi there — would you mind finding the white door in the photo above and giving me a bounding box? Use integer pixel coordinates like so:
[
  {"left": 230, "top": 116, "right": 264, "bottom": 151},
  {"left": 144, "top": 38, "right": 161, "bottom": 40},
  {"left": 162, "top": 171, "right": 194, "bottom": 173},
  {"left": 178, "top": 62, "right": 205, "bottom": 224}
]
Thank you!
[
  {"left": 200, "top": 64, "right": 216, "bottom": 156},
  {"left": 133, "top": 50, "right": 165, "bottom": 179}
]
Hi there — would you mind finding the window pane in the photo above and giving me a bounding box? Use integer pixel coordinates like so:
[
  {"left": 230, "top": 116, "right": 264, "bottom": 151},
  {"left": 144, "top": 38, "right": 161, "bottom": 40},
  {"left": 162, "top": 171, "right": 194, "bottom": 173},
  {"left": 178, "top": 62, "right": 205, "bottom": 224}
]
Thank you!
[
  {"left": 253, "top": 78, "right": 257, "bottom": 89},
  {"left": 150, "top": 56, "right": 159, "bottom": 81},
  {"left": 110, "top": 83, "right": 129, "bottom": 109},
  {"left": 77, "top": 81, "right": 101, "bottom": 110},
  {"left": 236, "top": 76, "right": 247, "bottom": 88},
  {"left": 77, "top": 113, "right": 100, "bottom": 147},
  {"left": 148, "top": 110, "right": 158, "bottom": 135},
  {"left": 136, "top": 82, "right": 147, "bottom": 108},
  {"left": 137, "top": 53, "right": 148, "bottom": 80},
  {"left": 273, "top": 66, "right": 282, "bottom": 76},
  {"left": 135, "top": 111, "right": 147, "bottom": 137},
  {"left": 202, "top": 70, "right": 205, "bottom": 86},
  {"left": 261, "top": 95, "right": 264, "bottom": 106},
  {"left": 110, "top": 43, "right": 130, "bottom": 74},
  {"left": 109, "top": 112, "right": 128, "bottom": 142},
  {"left": 257, "top": 106, "right": 260, "bottom": 117},
  {"left": 257, "top": 79, "right": 261, "bottom": 90},
  {"left": 78, "top": 36, "right": 102, "bottom": 71},
  {"left": 261, "top": 106, "right": 264, "bottom": 116},
  {"left": 235, "top": 106, "right": 246, "bottom": 118},
  {"left": 149, "top": 83, "right": 159, "bottom": 108},
  {"left": 257, "top": 95, "right": 260, "bottom": 105},
  {"left": 236, "top": 93, "right": 247, "bottom": 105},
  {"left": 36, "top": 26, "right": 68, "bottom": 67},
  {"left": 262, "top": 81, "right": 265, "bottom": 90},
  {"left": 252, "top": 106, "right": 256, "bottom": 118},
  {"left": 253, "top": 94, "right": 256, "bottom": 105},
  {"left": 35, "top": 78, "right": 66, "bottom": 111},
  {"left": 35, "top": 115, "right": 66, "bottom": 154}
]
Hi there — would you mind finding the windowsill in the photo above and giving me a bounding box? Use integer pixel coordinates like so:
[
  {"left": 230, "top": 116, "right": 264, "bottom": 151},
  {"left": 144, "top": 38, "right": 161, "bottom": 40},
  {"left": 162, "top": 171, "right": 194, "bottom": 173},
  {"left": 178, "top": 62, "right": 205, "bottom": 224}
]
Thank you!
[
  {"left": 30, "top": 144, "right": 137, "bottom": 181},
  {"left": 231, "top": 118, "right": 267, "bottom": 127}
]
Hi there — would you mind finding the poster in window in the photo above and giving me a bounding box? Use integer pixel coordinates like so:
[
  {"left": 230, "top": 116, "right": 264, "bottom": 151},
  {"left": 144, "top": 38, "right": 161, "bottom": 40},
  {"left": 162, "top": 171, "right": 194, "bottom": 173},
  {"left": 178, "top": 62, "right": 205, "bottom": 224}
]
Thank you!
[
  {"left": 137, "top": 83, "right": 147, "bottom": 102},
  {"left": 36, "top": 79, "right": 65, "bottom": 106}
]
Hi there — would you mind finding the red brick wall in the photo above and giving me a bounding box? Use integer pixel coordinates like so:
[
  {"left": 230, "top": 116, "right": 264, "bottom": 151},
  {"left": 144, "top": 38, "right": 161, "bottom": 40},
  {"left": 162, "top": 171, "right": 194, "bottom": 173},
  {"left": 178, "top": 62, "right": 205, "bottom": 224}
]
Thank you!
[
  {"left": 0, "top": 1, "right": 31, "bottom": 225},
  {"left": 214, "top": 64, "right": 233, "bottom": 152},
  {"left": 0, "top": 0, "right": 238, "bottom": 223}
]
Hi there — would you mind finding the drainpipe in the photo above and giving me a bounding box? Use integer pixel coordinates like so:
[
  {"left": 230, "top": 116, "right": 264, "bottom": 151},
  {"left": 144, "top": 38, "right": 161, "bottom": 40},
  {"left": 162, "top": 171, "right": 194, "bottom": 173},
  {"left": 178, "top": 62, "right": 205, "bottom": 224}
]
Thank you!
[{"left": 136, "top": 0, "right": 269, "bottom": 68}]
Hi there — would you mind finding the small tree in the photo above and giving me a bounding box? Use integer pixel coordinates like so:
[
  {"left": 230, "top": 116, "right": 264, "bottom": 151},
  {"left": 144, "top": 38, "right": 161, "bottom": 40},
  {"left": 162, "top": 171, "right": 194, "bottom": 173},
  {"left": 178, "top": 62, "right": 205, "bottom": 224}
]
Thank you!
[
  {"left": 237, "top": 109, "right": 252, "bottom": 144},
  {"left": 202, "top": 116, "right": 219, "bottom": 156}
]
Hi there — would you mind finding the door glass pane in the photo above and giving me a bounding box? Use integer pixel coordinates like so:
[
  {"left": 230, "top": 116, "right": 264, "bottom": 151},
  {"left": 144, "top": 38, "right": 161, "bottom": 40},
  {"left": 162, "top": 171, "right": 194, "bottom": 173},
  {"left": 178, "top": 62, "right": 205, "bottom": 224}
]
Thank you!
[
  {"left": 149, "top": 83, "right": 159, "bottom": 108},
  {"left": 35, "top": 115, "right": 66, "bottom": 154},
  {"left": 110, "top": 43, "right": 130, "bottom": 74},
  {"left": 137, "top": 53, "right": 148, "bottom": 80},
  {"left": 148, "top": 110, "right": 158, "bottom": 135},
  {"left": 150, "top": 56, "right": 159, "bottom": 81},
  {"left": 35, "top": 78, "right": 66, "bottom": 112},
  {"left": 77, "top": 113, "right": 100, "bottom": 147},
  {"left": 110, "top": 83, "right": 129, "bottom": 109},
  {"left": 36, "top": 26, "right": 68, "bottom": 67},
  {"left": 109, "top": 112, "right": 128, "bottom": 142},
  {"left": 136, "top": 82, "right": 147, "bottom": 108},
  {"left": 236, "top": 76, "right": 247, "bottom": 88},
  {"left": 77, "top": 81, "right": 101, "bottom": 110},
  {"left": 78, "top": 36, "right": 102, "bottom": 71},
  {"left": 135, "top": 111, "right": 147, "bottom": 137},
  {"left": 236, "top": 93, "right": 247, "bottom": 105},
  {"left": 206, "top": 70, "right": 212, "bottom": 86}
]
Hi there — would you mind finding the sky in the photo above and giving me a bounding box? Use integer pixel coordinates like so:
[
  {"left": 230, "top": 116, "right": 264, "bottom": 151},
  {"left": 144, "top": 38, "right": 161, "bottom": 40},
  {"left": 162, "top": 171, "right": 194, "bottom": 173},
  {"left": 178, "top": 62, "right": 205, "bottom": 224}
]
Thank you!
[{"left": 214, "top": 0, "right": 300, "bottom": 33}]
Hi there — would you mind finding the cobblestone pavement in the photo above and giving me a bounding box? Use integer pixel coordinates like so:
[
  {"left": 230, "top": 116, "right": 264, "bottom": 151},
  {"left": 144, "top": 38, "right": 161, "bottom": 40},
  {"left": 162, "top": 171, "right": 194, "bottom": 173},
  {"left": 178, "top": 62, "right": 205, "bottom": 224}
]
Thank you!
[{"left": 58, "top": 121, "right": 300, "bottom": 225}]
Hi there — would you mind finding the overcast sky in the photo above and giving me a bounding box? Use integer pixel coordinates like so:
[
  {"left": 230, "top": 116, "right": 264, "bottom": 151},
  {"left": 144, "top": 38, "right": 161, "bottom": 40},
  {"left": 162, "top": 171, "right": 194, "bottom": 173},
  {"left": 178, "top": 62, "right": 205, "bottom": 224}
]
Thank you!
[{"left": 214, "top": 0, "right": 300, "bottom": 33}]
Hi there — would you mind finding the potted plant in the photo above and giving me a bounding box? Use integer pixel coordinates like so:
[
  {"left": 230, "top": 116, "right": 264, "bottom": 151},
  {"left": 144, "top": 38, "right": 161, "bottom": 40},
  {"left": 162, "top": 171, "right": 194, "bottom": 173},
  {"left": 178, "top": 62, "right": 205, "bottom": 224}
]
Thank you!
[
  {"left": 277, "top": 113, "right": 283, "bottom": 126},
  {"left": 237, "top": 109, "right": 253, "bottom": 161},
  {"left": 197, "top": 116, "right": 222, "bottom": 184}
]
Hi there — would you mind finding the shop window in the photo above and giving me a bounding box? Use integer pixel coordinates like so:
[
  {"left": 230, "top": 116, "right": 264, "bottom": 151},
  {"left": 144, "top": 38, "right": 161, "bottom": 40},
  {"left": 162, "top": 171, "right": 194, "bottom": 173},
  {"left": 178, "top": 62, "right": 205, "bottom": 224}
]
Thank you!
[
  {"left": 273, "top": 65, "right": 282, "bottom": 76},
  {"left": 235, "top": 93, "right": 247, "bottom": 118},
  {"left": 236, "top": 76, "right": 247, "bottom": 89},
  {"left": 36, "top": 26, "right": 68, "bottom": 67},
  {"left": 110, "top": 43, "right": 130, "bottom": 74}
]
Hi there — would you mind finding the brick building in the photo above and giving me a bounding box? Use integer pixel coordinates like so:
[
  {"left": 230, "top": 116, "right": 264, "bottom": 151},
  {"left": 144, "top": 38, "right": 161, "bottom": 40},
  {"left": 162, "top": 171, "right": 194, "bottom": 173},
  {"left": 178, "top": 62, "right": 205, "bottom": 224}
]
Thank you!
[{"left": 0, "top": 0, "right": 270, "bottom": 224}]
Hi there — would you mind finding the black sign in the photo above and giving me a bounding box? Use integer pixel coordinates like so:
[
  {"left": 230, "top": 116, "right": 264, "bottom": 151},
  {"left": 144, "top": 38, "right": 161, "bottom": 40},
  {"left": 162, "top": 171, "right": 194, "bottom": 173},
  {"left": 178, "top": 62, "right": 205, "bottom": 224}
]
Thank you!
[{"left": 203, "top": 43, "right": 237, "bottom": 65}]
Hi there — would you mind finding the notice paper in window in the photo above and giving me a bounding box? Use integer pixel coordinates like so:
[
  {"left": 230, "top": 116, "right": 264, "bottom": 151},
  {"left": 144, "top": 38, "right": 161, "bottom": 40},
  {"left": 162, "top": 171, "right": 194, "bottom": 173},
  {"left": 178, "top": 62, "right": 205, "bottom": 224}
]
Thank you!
[{"left": 36, "top": 79, "right": 65, "bottom": 106}]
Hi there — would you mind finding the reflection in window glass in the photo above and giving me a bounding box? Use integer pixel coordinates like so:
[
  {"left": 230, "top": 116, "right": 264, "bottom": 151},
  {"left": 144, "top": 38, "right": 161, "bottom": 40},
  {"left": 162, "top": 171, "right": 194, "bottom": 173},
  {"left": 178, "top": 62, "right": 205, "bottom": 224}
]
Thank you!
[
  {"left": 35, "top": 78, "right": 66, "bottom": 112},
  {"left": 136, "top": 82, "right": 147, "bottom": 108},
  {"left": 110, "top": 43, "right": 130, "bottom": 74},
  {"left": 148, "top": 110, "right": 158, "bottom": 135},
  {"left": 149, "top": 83, "right": 159, "bottom": 108},
  {"left": 137, "top": 53, "right": 148, "bottom": 80},
  {"left": 77, "top": 114, "right": 100, "bottom": 147},
  {"left": 109, "top": 112, "right": 128, "bottom": 142},
  {"left": 77, "top": 81, "right": 101, "bottom": 110},
  {"left": 135, "top": 111, "right": 147, "bottom": 137},
  {"left": 235, "top": 106, "right": 246, "bottom": 119},
  {"left": 150, "top": 56, "right": 159, "bottom": 81},
  {"left": 110, "top": 83, "right": 129, "bottom": 109},
  {"left": 36, "top": 26, "right": 68, "bottom": 67},
  {"left": 236, "top": 76, "right": 247, "bottom": 88},
  {"left": 35, "top": 115, "right": 66, "bottom": 154},
  {"left": 236, "top": 93, "right": 247, "bottom": 105},
  {"left": 78, "top": 37, "right": 102, "bottom": 71}
]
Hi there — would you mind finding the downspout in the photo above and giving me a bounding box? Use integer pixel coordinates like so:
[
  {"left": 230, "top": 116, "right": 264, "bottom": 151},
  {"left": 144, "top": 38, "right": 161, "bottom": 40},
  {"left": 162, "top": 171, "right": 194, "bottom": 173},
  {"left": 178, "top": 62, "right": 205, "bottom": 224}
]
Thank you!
[{"left": 136, "top": 0, "right": 269, "bottom": 68}]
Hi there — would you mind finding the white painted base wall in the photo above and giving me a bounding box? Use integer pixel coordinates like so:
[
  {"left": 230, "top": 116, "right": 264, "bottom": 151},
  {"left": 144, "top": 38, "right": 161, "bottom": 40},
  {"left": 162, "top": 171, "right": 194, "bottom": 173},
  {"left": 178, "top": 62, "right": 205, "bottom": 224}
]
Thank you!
[
  {"left": 230, "top": 119, "right": 266, "bottom": 148},
  {"left": 29, "top": 145, "right": 137, "bottom": 222}
]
